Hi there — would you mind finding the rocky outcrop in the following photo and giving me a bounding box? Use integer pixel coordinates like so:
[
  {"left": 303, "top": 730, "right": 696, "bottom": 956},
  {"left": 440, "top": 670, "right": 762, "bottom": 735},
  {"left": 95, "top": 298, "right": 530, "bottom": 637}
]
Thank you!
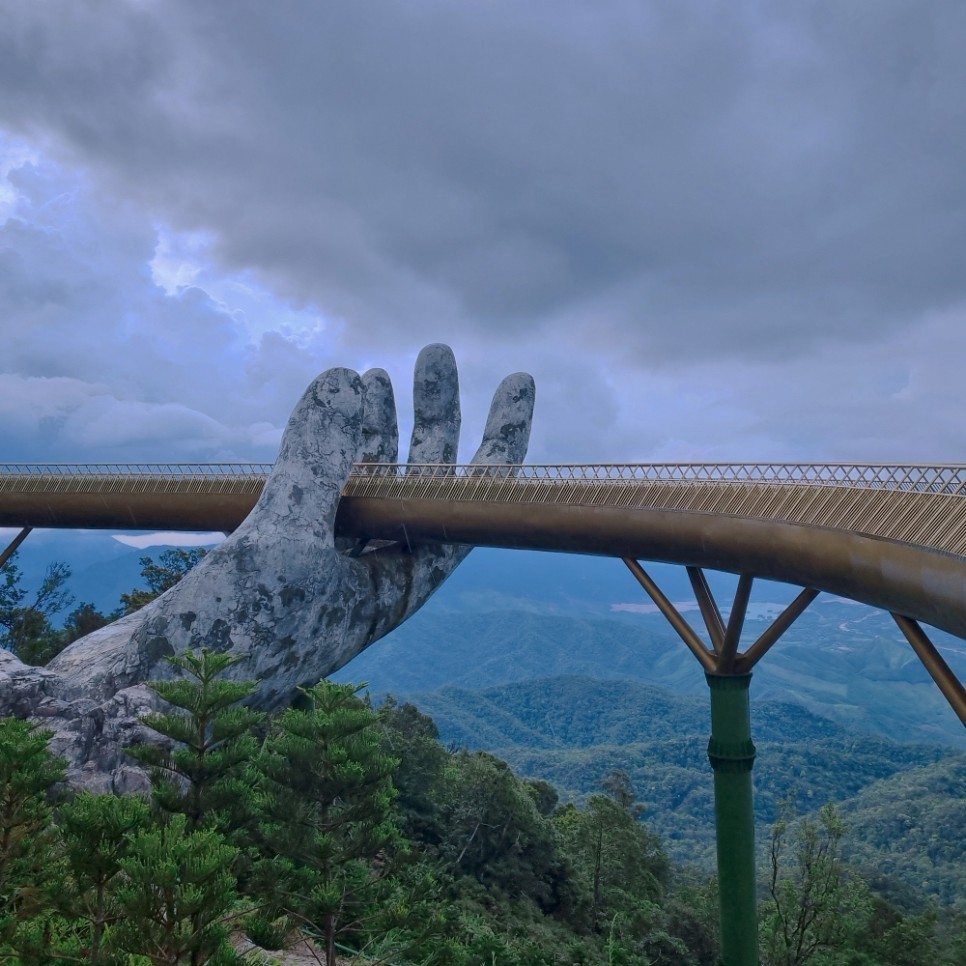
[{"left": 0, "top": 345, "right": 535, "bottom": 789}]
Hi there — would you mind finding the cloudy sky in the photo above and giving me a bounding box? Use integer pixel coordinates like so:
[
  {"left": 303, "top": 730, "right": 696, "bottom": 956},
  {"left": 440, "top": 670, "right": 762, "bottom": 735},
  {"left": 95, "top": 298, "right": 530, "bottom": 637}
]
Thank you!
[{"left": 1, "top": 0, "right": 964, "bottom": 468}]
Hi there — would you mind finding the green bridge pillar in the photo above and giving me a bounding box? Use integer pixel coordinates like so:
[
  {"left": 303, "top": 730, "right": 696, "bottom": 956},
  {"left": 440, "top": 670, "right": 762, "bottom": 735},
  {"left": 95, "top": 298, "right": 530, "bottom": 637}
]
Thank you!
[{"left": 706, "top": 672, "right": 760, "bottom": 966}]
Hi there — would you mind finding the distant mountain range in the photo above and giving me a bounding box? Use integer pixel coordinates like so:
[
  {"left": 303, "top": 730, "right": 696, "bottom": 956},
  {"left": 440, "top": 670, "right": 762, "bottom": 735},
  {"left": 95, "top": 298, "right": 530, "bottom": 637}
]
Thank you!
[
  {"left": 3, "top": 529, "right": 222, "bottom": 615},
  {"left": 395, "top": 674, "right": 966, "bottom": 908},
  {"left": 334, "top": 549, "right": 966, "bottom": 748}
]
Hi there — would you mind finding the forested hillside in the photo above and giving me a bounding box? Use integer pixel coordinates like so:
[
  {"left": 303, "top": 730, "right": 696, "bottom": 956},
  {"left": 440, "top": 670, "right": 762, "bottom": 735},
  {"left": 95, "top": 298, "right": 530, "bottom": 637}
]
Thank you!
[
  {"left": 337, "top": 567, "right": 966, "bottom": 747},
  {"left": 840, "top": 756, "right": 966, "bottom": 911},
  {"left": 403, "top": 675, "right": 966, "bottom": 906},
  {"left": 1, "top": 653, "right": 962, "bottom": 965}
]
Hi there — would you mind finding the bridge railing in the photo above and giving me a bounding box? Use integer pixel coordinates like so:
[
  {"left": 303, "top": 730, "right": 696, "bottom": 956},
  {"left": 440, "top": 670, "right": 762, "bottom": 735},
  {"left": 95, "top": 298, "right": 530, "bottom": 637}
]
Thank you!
[
  {"left": 3, "top": 462, "right": 966, "bottom": 496},
  {"left": 348, "top": 463, "right": 966, "bottom": 496},
  {"left": 4, "top": 462, "right": 966, "bottom": 555},
  {"left": 0, "top": 464, "right": 272, "bottom": 495},
  {"left": 343, "top": 464, "right": 966, "bottom": 557},
  {"left": 0, "top": 464, "right": 274, "bottom": 478}
]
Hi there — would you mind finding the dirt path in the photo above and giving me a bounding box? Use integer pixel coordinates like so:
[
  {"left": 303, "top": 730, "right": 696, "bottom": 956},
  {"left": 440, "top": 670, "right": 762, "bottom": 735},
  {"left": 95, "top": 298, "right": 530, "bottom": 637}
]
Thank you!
[{"left": 233, "top": 931, "right": 353, "bottom": 965}]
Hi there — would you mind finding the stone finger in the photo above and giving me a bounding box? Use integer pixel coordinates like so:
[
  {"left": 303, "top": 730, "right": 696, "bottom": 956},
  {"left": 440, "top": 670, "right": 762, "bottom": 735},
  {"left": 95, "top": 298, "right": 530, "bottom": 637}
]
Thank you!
[
  {"left": 469, "top": 372, "right": 536, "bottom": 465},
  {"left": 408, "top": 343, "right": 461, "bottom": 465},
  {"left": 360, "top": 368, "right": 399, "bottom": 464}
]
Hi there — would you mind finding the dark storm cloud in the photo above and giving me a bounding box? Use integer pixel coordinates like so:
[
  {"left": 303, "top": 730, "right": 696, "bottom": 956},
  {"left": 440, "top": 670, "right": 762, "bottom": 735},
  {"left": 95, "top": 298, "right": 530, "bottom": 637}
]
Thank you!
[
  {"left": 0, "top": 149, "right": 324, "bottom": 462},
  {"left": 2, "top": 0, "right": 966, "bottom": 467},
  {"left": 2, "top": 0, "right": 964, "bottom": 362}
]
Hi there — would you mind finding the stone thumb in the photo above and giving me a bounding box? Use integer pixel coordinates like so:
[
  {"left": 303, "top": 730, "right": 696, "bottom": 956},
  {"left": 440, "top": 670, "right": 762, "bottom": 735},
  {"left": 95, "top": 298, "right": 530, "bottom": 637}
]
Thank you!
[{"left": 252, "top": 367, "right": 365, "bottom": 545}]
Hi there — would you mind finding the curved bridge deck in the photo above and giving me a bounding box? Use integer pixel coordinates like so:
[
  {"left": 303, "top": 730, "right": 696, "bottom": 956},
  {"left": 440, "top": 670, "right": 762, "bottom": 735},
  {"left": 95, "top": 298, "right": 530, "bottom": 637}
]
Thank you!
[
  {"left": 4, "top": 460, "right": 966, "bottom": 552},
  {"left": 3, "top": 460, "right": 966, "bottom": 636},
  {"left": 345, "top": 462, "right": 966, "bottom": 558},
  {"left": 2, "top": 461, "right": 966, "bottom": 723}
]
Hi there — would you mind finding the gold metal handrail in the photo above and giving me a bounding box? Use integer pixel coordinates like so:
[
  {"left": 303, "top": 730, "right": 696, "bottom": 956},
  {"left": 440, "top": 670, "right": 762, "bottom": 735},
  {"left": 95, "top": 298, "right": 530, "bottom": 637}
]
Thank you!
[
  {"left": 4, "top": 460, "right": 966, "bottom": 490},
  {"left": 0, "top": 464, "right": 270, "bottom": 496},
  {"left": 4, "top": 462, "right": 966, "bottom": 557},
  {"left": 343, "top": 464, "right": 966, "bottom": 559}
]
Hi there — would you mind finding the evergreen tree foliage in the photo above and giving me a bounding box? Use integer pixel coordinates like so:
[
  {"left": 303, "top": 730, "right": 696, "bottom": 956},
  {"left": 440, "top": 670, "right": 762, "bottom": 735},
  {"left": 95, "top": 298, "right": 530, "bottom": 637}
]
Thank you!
[
  {"left": 378, "top": 697, "right": 449, "bottom": 845},
  {"left": 58, "top": 791, "right": 152, "bottom": 962},
  {"left": 126, "top": 649, "right": 264, "bottom": 831},
  {"left": 1, "top": 634, "right": 964, "bottom": 966},
  {"left": 759, "top": 802, "right": 874, "bottom": 966},
  {"left": 0, "top": 718, "right": 67, "bottom": 949},
  {"left": 0, "top": 559, "right": 74, "bottom": 664},
  {"left": 555, "top": 793, "right": 667, "bottom": 933},
  {"left": 109, "top": 813, "right": 240, "bottom": 966},
  {"left": 664, "top": 873, "right": 721, "bottom": 965},
  {"left": 61, "top": 602, "right": 113, "bottom": 646},
  {"left": 857, "top": 899, "right": 943, "bottom": 966},
  {"left": 566, "top": 772, "right": 665, "bottom": 921},
  {"left": 439, "top": 750, "right": 569, "bottom": 912},
  {"left": 253, "top": 680, "right": 400, "bottom": 966},
  {"left": 601, "top": 767, "right": 647, "bottom": 816}
]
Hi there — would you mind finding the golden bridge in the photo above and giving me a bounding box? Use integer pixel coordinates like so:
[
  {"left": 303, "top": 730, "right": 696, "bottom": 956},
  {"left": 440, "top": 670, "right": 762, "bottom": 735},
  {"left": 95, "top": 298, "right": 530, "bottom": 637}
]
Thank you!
[
  {"left": 4, "top": 460, "right": 965, "bottom": 966},
  {"left": 2, "top": 460, "right": 966, "bottom": 718}
]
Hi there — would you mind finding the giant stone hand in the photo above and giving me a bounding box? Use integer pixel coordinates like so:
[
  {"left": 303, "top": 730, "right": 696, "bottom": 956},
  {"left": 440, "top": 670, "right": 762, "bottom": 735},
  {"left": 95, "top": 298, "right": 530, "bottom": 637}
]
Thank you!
[{"left": 0, "top": 345, "right": 535, "bottom": 789}]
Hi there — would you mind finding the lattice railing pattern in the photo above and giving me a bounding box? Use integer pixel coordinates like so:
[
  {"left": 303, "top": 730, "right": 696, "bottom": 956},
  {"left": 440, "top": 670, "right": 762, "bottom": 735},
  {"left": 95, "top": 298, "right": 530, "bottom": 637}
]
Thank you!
[
  {"left": 4, "top": 462, "right": 966, "bottom": 556},
  {"left": 348, "top": 462, "right": 966, "bottom": 494},
  {"left": 344, "top": 464, "right": 966, "bottom": 558},
  {"left": 0, "top": 464, "right": 271, "bottom": 494},
  {"left": 4, "top": 461, "right": 966, "bottom": 491}
]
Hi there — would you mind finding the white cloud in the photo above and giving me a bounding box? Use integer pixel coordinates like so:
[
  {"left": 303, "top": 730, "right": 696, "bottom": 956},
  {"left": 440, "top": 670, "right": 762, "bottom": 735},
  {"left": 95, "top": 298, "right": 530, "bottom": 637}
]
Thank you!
[
  {"left": 149, "top": 227, "right": 209, "bottom": 295},
  {"left": 112, "top": 532, "right": 225, "bottom": 549},
  {"left": 0, "top": 146, "right": 354, "bottom": 461}
]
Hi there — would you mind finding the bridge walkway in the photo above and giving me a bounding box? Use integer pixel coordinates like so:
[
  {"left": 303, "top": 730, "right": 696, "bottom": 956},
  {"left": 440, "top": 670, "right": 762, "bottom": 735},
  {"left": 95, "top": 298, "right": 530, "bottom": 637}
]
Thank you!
[{"left": 1, "top": 461, "right": 965, "bottom": 726}]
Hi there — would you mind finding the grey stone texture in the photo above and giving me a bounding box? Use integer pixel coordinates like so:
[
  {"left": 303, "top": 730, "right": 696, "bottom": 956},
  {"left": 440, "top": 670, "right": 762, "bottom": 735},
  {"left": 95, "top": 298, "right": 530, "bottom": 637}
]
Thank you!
[{"left": 0, "top": 345, "right": 535, "bottom": 790}]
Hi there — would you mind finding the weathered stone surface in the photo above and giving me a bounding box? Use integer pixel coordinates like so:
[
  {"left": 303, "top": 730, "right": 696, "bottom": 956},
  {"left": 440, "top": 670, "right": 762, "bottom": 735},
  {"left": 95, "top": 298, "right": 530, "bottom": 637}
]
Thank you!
[{"left": 0, "top": 345, "right": 535, "bottom": 787}]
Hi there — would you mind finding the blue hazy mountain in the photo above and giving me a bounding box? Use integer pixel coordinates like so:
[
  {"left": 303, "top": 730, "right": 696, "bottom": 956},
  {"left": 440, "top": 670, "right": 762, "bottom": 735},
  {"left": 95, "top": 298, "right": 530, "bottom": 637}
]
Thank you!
[
  {"left": 6, "top": 533, "right": 965, "bottom": 747},
  {"left": 418, "top": 546, "right": 798, "bottom": 614},
  {"left": 333, "top": 548, "right": 966, "bottom": 748}
]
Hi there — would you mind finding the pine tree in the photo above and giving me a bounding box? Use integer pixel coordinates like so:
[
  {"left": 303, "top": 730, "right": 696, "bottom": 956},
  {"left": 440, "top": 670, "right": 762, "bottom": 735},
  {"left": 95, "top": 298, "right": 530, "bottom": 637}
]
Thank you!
[
  {"left": 58, "top": 791, "right": 151, "bottom": 963},
  {"left": 0, "top": 718, "right": 67, "bottom": 949},
  {"left": 126, "top": 649, "right": 264, "bottom": 832},
  {"left": 109, "top": 813, "right": 240, "bottom": 966},
  {"left": 253, "top": 680, "right": 400, "bottom": 966}
]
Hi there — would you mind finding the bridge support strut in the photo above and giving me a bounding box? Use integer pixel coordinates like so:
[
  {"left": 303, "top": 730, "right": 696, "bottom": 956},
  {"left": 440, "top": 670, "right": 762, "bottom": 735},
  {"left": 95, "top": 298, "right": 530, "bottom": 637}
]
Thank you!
[
  {"left": 622, "top": 559, "right": 822, "bottom": 966},
  {"left": 892, "top": 614, "right": 966, "bottom": 728},
  {"left": 707, "top": 672, "right": 759, "bottom": 966},
  {"left": 0, "top": 527, "right": 32, "bottom": 570}
]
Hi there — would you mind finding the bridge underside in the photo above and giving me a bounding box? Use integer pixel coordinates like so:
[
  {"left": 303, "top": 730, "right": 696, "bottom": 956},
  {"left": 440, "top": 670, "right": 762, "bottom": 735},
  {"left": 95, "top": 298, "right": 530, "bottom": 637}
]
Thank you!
[
  {"left": 2, "top": 481, "right": 966, "bottom": 640},
  {"left": 338, "top": 497, "right": 966, "bottom": 641},
  {"left": 0, "top": 488, "right": 259, "bottom": 533}
]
